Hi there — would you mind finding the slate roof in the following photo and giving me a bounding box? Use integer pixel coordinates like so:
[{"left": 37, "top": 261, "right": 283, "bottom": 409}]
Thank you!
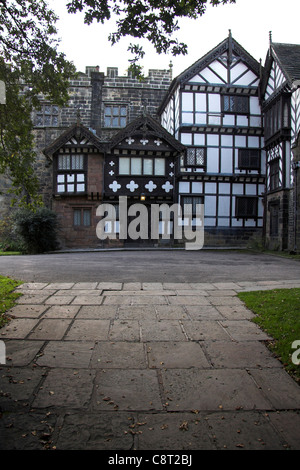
[
  {"left": 260, "top": 42, "right": 300, "bottom": 99},
  {"left": 271, "top": 43, "right": 300, "bottom": 84},
  {"left": 106, "top": 113, "right": 185, "bottom": 154},
  {"left": 43, "top": 121, "right": 104, "bottom": 159}
]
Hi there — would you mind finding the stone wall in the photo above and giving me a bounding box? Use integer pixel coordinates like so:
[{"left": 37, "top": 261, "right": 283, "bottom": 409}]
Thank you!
[{"left": 203, "top": 227, "right": 264, "bottom": 249}]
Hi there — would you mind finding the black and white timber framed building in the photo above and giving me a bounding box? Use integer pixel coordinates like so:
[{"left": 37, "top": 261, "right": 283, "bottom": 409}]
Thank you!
[{"left": 1, "top": 32, "right": 300, "bottom": 251}]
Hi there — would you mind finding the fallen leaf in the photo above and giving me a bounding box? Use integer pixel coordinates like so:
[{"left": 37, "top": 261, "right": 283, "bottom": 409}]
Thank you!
[{"left": 179, "top": 421, "right": 189, "bottom": 431}]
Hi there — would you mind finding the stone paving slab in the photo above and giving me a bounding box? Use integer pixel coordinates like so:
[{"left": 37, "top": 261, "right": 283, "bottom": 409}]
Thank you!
[
  {"left": 36, "top": 341, "right": 95, "bottom": 368},
  {"left": 0, "top": 279, "right": 300, "bottom": 450}
]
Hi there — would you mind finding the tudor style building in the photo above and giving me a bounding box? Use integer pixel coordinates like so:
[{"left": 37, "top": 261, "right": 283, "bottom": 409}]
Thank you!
[
  {"left": 102, "top": 114, "right": 185, "bottom": 246},
  {"left": 260, "top": 36, "right": 300, "bottom": 251},
  {"left": 2, "top": 33, "right": 300, "bottom": 250},
  {"left": 158, "top": 32, "right": 265, "bottom": 247}
]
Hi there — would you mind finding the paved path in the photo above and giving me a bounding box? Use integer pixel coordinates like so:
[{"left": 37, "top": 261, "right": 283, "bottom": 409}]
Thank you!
[{"left": 0, "top": 279, "right": 300, "bottom": 450}]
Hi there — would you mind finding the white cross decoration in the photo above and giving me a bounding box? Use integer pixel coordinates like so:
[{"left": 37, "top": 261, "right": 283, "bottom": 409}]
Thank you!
[
  {"left": 109, "top": 170, "right": 114, "bottom": 176},
  {"left": 162, "top": 181, "right": 173, "bottom": 193},
  {"left": 109, "top": 180, "right": 121, "bottom": 192},
  {"left": 126, "top": 137, "right": 135, "bottom": 145},
  {"left": 154, "top": 139, "right": 162, "bottom": 146},
  {"left": 169, "top": 162, "right": 174, "bottom": 168},
  {"left": 145, "top": 180, "right": 157, "bottom": 192},
  {"left": 126, "top": 180, "right": 139, "bottom": 192},
  {"left": 140, "top": 138, "right": 149, "bottom": 146},
  {"left": 169, "top": 172, "right": 174, "bottom": 177},
  {"left": 109, "top": 161, "right": 115, "bottom": 166}
]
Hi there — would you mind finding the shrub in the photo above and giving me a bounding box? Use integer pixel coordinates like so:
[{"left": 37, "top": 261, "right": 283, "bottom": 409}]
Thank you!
[
  {"left": 14, "top": 207, "right": 59, "bottom": 254},
  {"left": 0, "top": 214, "right": 24, "bottom": 252}
]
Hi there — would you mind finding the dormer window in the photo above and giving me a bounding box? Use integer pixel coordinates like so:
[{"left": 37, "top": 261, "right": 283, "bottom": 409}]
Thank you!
[{"left": 55, "top": 154, "right": 86, "bottom": 194}]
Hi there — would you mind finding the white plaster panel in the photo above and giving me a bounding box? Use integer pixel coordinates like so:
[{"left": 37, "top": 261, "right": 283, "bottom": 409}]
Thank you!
[
  {"left": 195, "top": 113, "right": 207, "bottom": 125},
  {"left": 205, "top": 182, "right": 217, "bottom": 194},
  {"left": 194, "top": 134, "right": 205, "bottom": 146},
  {"left": 219, "top": 183, "right": 231, "bottom": 194},
  {"left": 192, "top": 182, "right": 203, "bottom": 193},
  {"left": 248, "top": 136, "right": 260, "bottom": 148},
  {"left": 182, "top": 112, "right": 193, "bottom": 124},
  {"left": 235, "top": 136, "right": 246, "bottom": 147},
  {"left": 250, "top": 116, "right": 261, "bottom": 127},
  {"left": 233, "top": 70, "right": 258, "bottom": 86},
  {"left": 230, "top": 62, "right": 249, "bottom": 82},
  {"left": 232, "top": 183, "right": 244, "bottom": 195},
  {"left": 236, "top": 115, "right": 248, "bottom": 126},
  {"left": 245, "top": 184, "right": 257, "bottom": 195},
  {"left": 206, "top": 148, "right": 219, "bottom": 173},
  {"left": 181, "top": 133, "right": 192, "bottom": 145},
  {"left": 250, "top": 96, "right": 261, "bottom": 115},
  {"left": 218, "top": 218, "right": 230, "bottom": 227},
  {"left": 179, "top": 182, "right": 190, "bottom": 193},
  {"left": 209, "top": 60, "right": 228, "bottom": 83},
  {"left": 182, "top": 92, "right": 193, "bottom": 111},
  {"left": 244, "top": 219, "right": 256, "bottom": 227},
  {"left": 200, "top": 67, "right": 224, "bottom": 84},
  {"left": 207, "top": 134, "right": 219, "bottom": 146},
  {"left": 188, "top": 74, "right": 205, "bottom": 84},
  {"left": 221, "top": 148, "right": 233, "bottom": 173},
  {"left": 204, "top": 217, "right": 216, "bottom": 227},
  {"left": 204, "top": 196, "right": 216, "bottom": 216},
  {"left": 231, "top": 218, "right": 243, "bottom": 227},
  {"left": 223, "top": 115, "right": 235, "bottom": 126},
  {"left": 195, "top": 93, "right": 207, "bottom": 112},
  {"left": 218, "top": 196, "right": 230, "bottom": 217},
  {"left": 208, "top": 94, "right": 221, "bottom": 112},
  {"left": 221, "top": 135, "right": 233, "bottom": 147}
]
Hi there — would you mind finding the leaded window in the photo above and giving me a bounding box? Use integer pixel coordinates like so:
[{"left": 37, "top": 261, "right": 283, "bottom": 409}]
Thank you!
[
  {"left": 56, "top": 154, "right": 86, "bottom": 194},
  {"left": 119, "top": 157, "right": 165, "bottom": 176},
  {"left": 264, "top": 95, "right": 291, "bottom": 141},
  {"left": 181, "top": 148, "right": 206, "bottom": 168},
  {"left": 238, "top": 149, "right": 260, "bottom": 170},
  {"left": 181, "top": 196, "right": 204, "bottom": 216},
  {"left": 222, "top": 95, "right": 249, "bottom": 114},
  {"left": 35, "top": 104, "right": 59, "bottom": 127},
  {"left": 269, "top": 159, "right": 280, "bottom": 191},
  {"left": 104, "top": 105, "right": 127, "bottom": 128},
  {"left": 73, "top": 208, "right": 91, "bottom": 226},
  {"left": 235, "top": 197, "right": 258, "bottom": 218}
]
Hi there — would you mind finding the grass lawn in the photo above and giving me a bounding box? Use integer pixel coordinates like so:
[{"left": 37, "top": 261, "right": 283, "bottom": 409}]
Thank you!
[
  {"left": 0, "top": 252, "right": 22, "bottom": 256},
  {"left": 238, "top": 288, "right": 300, "bottom": 383},
  {"left": 0, "top": 275, "right": 22, "bottom": 328}
]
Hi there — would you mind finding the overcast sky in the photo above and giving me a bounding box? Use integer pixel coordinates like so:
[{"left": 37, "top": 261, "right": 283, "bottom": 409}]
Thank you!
[{"left": 50, "top": 0, "right": 300, "bottom": 78}]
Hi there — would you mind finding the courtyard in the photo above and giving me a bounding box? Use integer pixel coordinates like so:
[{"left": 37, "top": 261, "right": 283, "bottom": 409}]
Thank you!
[
  {"left": 0, "top": 249, "right": 300, "bottom": 451},
  {"left": 0, "top": 249, "right": 300, "bottom": 283}
]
